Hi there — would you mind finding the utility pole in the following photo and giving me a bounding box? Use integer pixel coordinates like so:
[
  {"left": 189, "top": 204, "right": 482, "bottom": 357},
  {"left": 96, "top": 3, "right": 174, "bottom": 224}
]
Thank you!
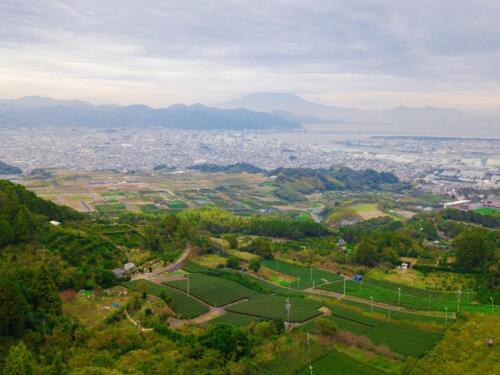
[
  {"left": 186, "top": 275, "right": 190, "bottom": 297},
  {"left": 388, "top": 308, "right": 391, "bottom": 322},
  {"left": 457, "top": 289, "right": 461, "bottom": 313},
  {"left": 370, "top": 296, "right": 374, "bottom": 311},
  {"left": 491, "top": 297, "right": 494, "bottom": 313},
  {"left": 307, "top": 332, "right": 313, "bottom": 375},
  {"left": 285, "top": 298, "right": 291, "bottom": 330},
  {"left": 398, "top": 287, "right": 401, "bottom": 305},
  {"left": 343, "top": 278, "right": 346, "bottom": 296},
  {"left": 310, "top": 267, "right": 313, "bottom": 280},
  {"left": 445, "top": 307, "right": 448, "bottom": 325},
  {"left": 297, "top": 276, "right": 301, "bottom": 289}
]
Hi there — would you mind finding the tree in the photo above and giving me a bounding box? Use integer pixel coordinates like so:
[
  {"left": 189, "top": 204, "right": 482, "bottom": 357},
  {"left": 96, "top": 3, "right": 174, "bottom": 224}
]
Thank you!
[
  {"left": 199, "top": 323, "right": 250, "bottom": 360},
  {"left": 0, "top": 218, "right": 14, "bottom": 247},
  {"left": 226, "top": 256, "right": 240, "bottom": 270},
  {"left": 248, "top": 237, "right": 273, "bottom": 259},
  {"left": 2, "top": 342, "right": 34, "bottom": 375},
  {"left": 226, "top": 234, "right": 238, "bottom": 249},
  {"left": 354, "top": 241, "right": 379, "bottom": 266},
  {"left": 249, "top": 259, "right": 261, "bottom": 272},
  {"left": 0, "top": 276, "right": 28, "bottom": 336},
  {"left": 454, "top": 228, "right": 496, "bottom": 272},
  {"left": 31, "top": 265, "right": 62, "bottom": 316},
  {"left": 13, "top": 207, "right": 35, "bottom": 242}
]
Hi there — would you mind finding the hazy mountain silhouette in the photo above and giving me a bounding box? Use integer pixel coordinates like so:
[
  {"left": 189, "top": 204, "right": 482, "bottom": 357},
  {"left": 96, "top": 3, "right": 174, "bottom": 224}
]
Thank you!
[
  {"left": 220, "top": 92, "right": 495, "bottom": 127},
  {"left": 0, "top": 97, "right": 300, "bottom": 130}
]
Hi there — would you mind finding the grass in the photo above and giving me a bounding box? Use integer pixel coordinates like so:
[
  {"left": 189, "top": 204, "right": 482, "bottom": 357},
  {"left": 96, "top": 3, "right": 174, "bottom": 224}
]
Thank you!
[
  {"left": 194, "top": 254, "right": 227, "bottom": 268},
  {"left": 164, "top": 273, "right": 256, "bottom": 307},
  {"left": 297, "top": 349, "right": 382, "bottom": 375},
  {"left": 408, "top": 314, "right": 500, "bottom": 374},
  {"left": 475, "top": 207, "right": 500, "bottom": 216},
  {"left": 123, "top": 280, "right": 209, "bottom": 319},
  {"left": 62, "top": 291, "right": 129, "bottom": 329},
  {"left": 261, "top": 259, "right": 342, "bottom": 289},
  {"left": 226, "top": 295, "right": 322, "bottom": 322}
]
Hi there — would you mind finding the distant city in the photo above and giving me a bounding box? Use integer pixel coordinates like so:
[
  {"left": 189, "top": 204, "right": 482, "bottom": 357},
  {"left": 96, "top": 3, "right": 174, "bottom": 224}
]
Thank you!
[{"left": 1, "top": 125, "right": 498, "bottom": 197}]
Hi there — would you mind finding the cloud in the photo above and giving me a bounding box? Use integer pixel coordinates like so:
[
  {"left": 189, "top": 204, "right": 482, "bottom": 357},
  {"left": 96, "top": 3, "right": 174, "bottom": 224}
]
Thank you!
[{"left": 0, "top": 0, "right": 499, "bottom": 110}]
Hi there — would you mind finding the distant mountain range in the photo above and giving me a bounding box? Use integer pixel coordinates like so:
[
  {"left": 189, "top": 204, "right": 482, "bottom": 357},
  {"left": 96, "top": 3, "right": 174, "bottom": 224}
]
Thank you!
[
  {"left": 0, "top": 161, "right": 22, "bottom": 175},
  {"left": 220, "top": 92, "right": 497, "bottom": 127},
  {"left": 1, "top": 94, "right": 498, "bottom": 135},
  {"left": 0, "top": 96, "right": 299, "bottom": 130}
]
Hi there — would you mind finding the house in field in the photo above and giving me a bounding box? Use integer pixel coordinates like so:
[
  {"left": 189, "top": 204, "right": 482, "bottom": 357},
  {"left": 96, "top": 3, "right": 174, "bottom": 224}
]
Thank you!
[
  {"left": 50, "top": 220, "right": 61, "bottom": 226},
  {"left": 124, "top": 262, "right": 135, "bottom": 272}
]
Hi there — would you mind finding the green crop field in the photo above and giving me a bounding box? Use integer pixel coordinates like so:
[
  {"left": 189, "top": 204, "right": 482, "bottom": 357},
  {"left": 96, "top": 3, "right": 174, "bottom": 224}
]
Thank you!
[
  {"left": 341, "top": 300, "right": 450, "bottom": 325},
  {"left": 475, "top": 207, "right": 500, "bottom": 216},
  {"left": 123, "top": 280, "right": 209, "bottom": 319},
  {"left": 365, "top": 321, "right": 443, "bottom": 357},
  {"left": 297, "top": 350, "right": 382, "bottom": 375},
  {"left": 164, "top": 273, "right": 256, "bottom": 307},
  {"left": 318, "top": 277, "right": 492, "bottom": 313},
  {"left": 207, "top": 312, "right": 263, "bottom": 327},
  {"left": 302, "top": 303, "right": 443, "bottom": 357},
  {"left": 262, "top": 259, "right": 342, "bottom": 289},
  {"left": 226, "top": 295, "right": 322, "bottom": 322}
]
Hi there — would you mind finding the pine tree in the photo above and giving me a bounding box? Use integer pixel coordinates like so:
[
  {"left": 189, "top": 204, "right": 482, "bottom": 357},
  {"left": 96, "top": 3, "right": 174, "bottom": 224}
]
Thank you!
[
  {"left": 32, "top": 265, "right": 62, "bottom": 316},
  {"left": 2, "top": 342, "right": 34, "bottom": 375},
  {"left": 0, "top": 276, "right": 28, "bottom": 336},
  {"left": 0, "top": 218, "right": 14, "bottom": 247}
]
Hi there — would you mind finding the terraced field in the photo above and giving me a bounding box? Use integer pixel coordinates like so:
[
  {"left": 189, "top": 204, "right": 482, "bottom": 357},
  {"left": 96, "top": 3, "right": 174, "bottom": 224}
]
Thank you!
[
  {"left": 123, "top": 280, "right": 209, "bottom": 319},
  {"left": 226, "top": 295, "right": 322, "bottom": 322},
  {"left": 207, "top": 312, "right": 263, "bottom": 327},
  {"left": 297, "top": 350, "right": 382, "bottom": 375},
  {"left": 262, "top": 259, "right": 342, "bottom": 289},
  {"left": 341, "top": 300, "right": 449, "bottom": 325},
  {"left": 164, "top": 273, "right": 256, "bottom": 307},
  {"left": 303, "top": 304, "right": 443, "bottom": 357},
  {"left": 318, "top": 277, "right": 488, "bottom": 313}
]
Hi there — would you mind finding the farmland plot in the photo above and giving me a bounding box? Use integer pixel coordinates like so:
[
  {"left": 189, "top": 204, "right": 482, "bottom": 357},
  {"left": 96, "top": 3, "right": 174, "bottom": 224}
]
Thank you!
[
  {"left": 262, "top": 259, "right": 342, "bottom": 289},
  {"left": 226, "top": 295, "right": 322, "bottom": 322},
  {"left": 164, "top": 273, "right": 256, "bottom": 307},
  {"left": 123, "top": 280, "right": 209, "bottom": 319},
  {"left": 318, "top": 277, "right": 482, "bottom": 313},
  {"left": 297, "top": 350, "right": 382, "bottom": 375},
  {"left": 207, "top": 312, "right": 263, "bottom": 327}
]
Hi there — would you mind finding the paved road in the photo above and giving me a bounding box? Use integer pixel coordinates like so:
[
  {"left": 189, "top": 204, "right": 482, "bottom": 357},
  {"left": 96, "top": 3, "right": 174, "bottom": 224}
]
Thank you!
[{"left": 131, "top": 244, "right": 192, "bottom": 282}]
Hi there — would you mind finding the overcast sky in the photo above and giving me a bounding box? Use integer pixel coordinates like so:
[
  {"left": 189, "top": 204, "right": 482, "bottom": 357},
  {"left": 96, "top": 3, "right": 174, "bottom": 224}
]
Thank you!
[{"left": 1, "top": 0, "right": 499, "bottom": 111}]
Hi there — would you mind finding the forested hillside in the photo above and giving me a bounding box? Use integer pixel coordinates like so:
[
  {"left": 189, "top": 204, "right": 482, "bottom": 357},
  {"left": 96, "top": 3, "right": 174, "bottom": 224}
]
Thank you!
[{"left": 269, "top": 166, "right": 401, "bottom": 201}]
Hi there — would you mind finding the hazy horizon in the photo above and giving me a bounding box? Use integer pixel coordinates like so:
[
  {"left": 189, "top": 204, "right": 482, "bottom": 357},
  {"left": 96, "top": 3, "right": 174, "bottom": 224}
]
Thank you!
[{"left": 1, "top": 1, "right": 500, "bottom": 113}]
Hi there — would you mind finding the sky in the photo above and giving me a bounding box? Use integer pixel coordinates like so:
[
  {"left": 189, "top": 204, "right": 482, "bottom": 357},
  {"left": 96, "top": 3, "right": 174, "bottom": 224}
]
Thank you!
[{"left": 0, "top": 0, "right": 499, "bottom": 112}]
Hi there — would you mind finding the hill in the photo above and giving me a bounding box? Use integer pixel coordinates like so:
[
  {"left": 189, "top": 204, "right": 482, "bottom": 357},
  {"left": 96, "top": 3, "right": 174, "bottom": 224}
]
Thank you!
[
  {"left": 0, "top": 97, "right": 300, "bottom": 130},
  {"left": 269, "top": 166, "right": 401, "bottom": 201},
  {"left": 187, "top": 163, "right": 265, "bottom": 174},
  {"left": 0, "top": 161, "right": 22, "bottom": 175}
]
